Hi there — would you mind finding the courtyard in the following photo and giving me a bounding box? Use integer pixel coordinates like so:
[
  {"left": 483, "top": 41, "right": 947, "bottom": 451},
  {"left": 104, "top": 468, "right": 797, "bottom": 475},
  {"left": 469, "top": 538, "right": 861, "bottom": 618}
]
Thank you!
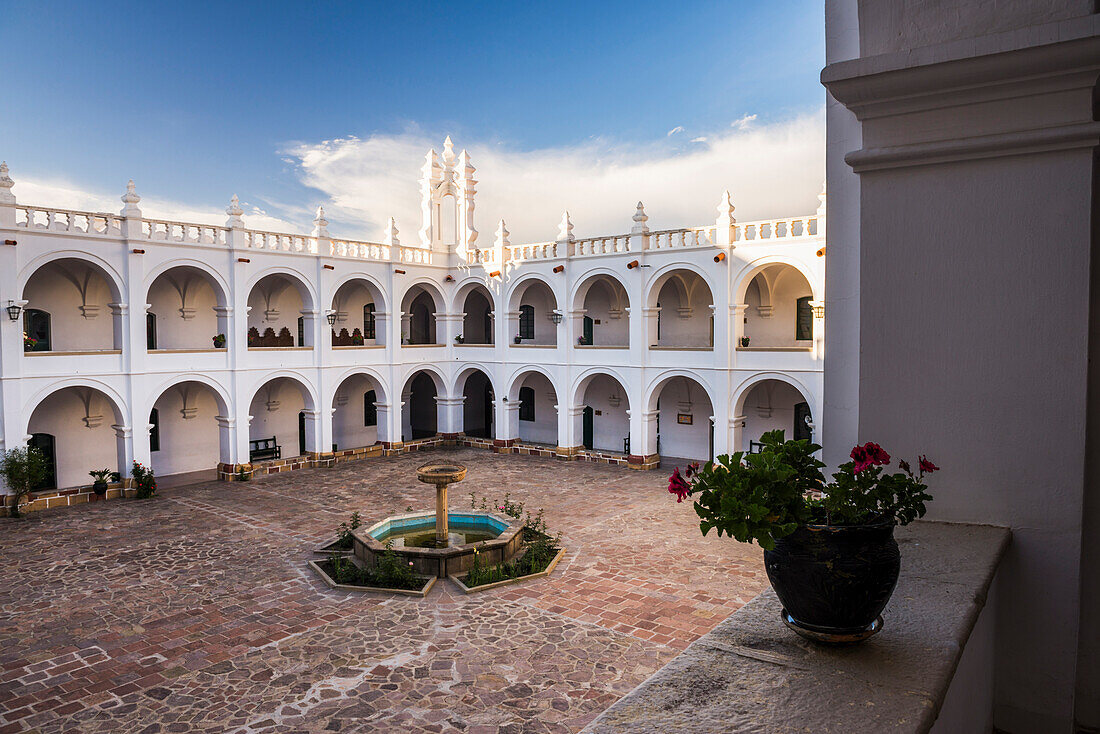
[{"left": 0, "top": 449, "right": 764, "bottom": 734}]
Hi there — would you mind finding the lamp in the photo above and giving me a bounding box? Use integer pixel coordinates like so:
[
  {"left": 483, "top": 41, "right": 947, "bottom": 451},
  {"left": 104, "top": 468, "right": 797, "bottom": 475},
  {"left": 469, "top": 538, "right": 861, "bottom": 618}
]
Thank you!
[
  {"left": 550, "top": 310, "right": 563, "bottom": 325},
  {"left": 6, "top": 301, "right": 21, "bottom": 321},
  {"left": 326, "top": 311, "right": 337, "bottom": 326}
]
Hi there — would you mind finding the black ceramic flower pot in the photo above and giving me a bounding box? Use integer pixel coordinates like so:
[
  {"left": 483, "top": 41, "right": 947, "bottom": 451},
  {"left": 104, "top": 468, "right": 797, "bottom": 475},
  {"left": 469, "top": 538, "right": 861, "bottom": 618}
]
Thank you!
[
  {"left": 764, "top": 522, "right": 900, "bottom": 635},
  {"left": 92, "top": 481, "right": 108, "bottom": 496}
]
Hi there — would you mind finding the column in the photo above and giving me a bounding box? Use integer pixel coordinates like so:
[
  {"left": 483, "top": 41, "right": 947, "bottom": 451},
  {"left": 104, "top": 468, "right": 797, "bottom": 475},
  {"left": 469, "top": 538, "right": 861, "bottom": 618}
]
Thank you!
[
  {"left": 628, "top": 408, "right": 660, "bottom": 469},
  {"left": 435, "top": 395, "right": 464, "bottom": 437}
]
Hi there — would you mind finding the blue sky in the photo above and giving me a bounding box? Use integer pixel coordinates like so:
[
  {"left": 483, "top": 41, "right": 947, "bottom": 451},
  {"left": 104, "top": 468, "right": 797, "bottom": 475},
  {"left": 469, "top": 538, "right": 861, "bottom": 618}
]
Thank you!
[{"left": 2, "top": 1, "right": 825, "bottom": 241}]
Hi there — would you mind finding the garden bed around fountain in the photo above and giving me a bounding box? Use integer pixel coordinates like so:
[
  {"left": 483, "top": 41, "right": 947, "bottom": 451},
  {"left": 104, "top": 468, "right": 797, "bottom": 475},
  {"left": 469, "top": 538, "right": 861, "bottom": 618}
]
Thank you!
[
  {"left": 352, "top": 510, "right": 526, "bottom": 578},
  {"left": 449, "top": 546, "right": 567, "bottom": 594},
  {"left": 308, "top": 557, "right": 437, "bottom": 597}
]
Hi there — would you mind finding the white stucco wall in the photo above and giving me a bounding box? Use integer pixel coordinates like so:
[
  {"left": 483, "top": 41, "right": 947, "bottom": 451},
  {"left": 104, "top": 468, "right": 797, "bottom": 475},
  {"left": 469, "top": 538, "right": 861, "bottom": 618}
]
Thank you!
[
  {"left": 654, "top": 274, "right": 714, "bottom": 348},
  {"left": 247, "top": 275, "right": 308, "bottom": 346},
  {"left": 582, "top": 374, "right": 630, "bottom": 452},
  {"left": 23, "top": 263, "right": 116, "bottom": 351},
  {"left": 147, "top": 272, "right": 221, "bottom": 349},
  {"left": 517, "top": 372, "right": 558, "bottom": 445},
  {"left": 150, "top": 385, "right": 222, "bottom": 475},
  {"left": 331, "top": 374, "right": 380, "bottom": 450},
  {"left": 27, "top": 388, "right": 119, "bottom": 489},
  {"left": 583, "top": 280, "right": 629, "bottom": 346},
  {"left": 654, "top": 377, "right": 714, "bottom": 460},
  {"left": 248, "top": 378, "right": 307, "bottom": 457}
]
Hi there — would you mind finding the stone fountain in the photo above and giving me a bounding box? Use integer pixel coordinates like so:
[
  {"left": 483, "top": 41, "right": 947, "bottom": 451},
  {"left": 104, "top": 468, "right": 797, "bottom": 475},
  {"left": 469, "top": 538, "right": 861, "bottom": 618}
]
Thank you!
[
  {"left": 416, "top": 461, "right": 468, "bottom": 547},
  {"left": 349, "top": 460, "right": 526, "bottom": 577}
]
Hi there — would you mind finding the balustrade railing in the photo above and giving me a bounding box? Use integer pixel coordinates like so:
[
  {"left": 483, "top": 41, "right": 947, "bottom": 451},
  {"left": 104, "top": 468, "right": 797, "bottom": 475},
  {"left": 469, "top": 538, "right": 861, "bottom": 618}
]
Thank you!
[
  {"left": 574, "top": 234, "right": 630, "bottom": 256},
  {"left": 647, "top": 226, "right": 716, "bottom": 250},
  {"left": 506, "top": 242, "right": 557, "bottom": 261},
  {"left": 142, "top": 219, "right": 227, "bottom": 245},
  {"left": 15, "top": 206, "right": 123, "bottom": 237},
  {"left": 243, "top": 229, "right": 318, "bottom": 254},
  {"left": 734, "top": 216, "right": 818, "bottom": 242},
  {"left": 329, "top": 238, "right": 391, "bottom": 261}
]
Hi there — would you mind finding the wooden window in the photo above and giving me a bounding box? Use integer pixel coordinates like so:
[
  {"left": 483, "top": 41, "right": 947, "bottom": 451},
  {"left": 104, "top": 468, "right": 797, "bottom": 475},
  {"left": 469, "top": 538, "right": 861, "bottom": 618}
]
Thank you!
[
  {"left": 519, "top": 386, "right": 535, "bottom": 422},
  {"left": 518, "top": 305, "right": 534, "bottom": 340},
  {"left": 149, "top": 408, "right": 160, "bottom": 452},
  {"left": 146, "top": 313, "right": 157, "bottom": 350},
  {"left": 24, "top": 309, "right": 51, "bottom": 351},
  {"left": 364, "top": 303, "right": 376, "bottom": 339},
  {"left": 364, "top": 390, "right": 377, "bottom": 426},
  {"left": 796, "top": 296, "right": 813, "bottom": 341},
  {"left": 297, "top": 316, "right": 305, "bottom": 347}
]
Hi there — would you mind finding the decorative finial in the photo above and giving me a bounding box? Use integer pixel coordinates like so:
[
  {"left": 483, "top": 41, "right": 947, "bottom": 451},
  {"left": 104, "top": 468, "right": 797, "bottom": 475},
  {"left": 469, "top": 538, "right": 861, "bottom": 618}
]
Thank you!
[
  {"left": 495, "top": 219, "right": 510, "bottom": 248},
  {"left": 120, "top": 179, "right": 142, "bottom": 216},
  {"left": 0, "top": 162, "right": 14, "bottom": 204},
  {"left": 716, "top": 190, "right": 736, "bottom": 226},
  {"left": 632, "top": 201, "right": 649, "bottom": 234},
  {"left": 557, "top": 211, "right": 575, "bottom": 244},
  {"left": 385, "top": 217, "right": 400, "bottom": 246},
  {"left": 312, "top": 205, "right": 329, "bottom": 237},
  {"left": 443, "top": 136, "right": 455, "bottom": 163},
  {"left": 225, "top": 194, "right": 244, "bottom": 227}
]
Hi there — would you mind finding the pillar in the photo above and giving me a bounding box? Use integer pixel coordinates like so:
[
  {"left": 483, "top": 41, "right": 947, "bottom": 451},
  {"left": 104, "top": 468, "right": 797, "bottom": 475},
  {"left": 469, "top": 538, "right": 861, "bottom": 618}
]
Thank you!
[{"left": 436, "top": 395, "right": 464, "bottom": 437}]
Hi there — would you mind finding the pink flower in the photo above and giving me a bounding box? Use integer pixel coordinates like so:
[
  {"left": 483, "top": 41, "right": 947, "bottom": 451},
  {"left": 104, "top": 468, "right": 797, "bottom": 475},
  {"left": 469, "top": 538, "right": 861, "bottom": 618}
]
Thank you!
[
  {"left": 685, "top": 462, "right": 700, "bottom": 478},
  {"left": 898, "top": 459, "right": 911, "bottom": 474},
  {"left": 919, "top": 455, "right": 939, "bottom": 474},
  {"left": 851, "top": 442, "right": 890, "bottom": 473},
  {"left": 668, "top": 467, "right": 691, "bottom": 503}
]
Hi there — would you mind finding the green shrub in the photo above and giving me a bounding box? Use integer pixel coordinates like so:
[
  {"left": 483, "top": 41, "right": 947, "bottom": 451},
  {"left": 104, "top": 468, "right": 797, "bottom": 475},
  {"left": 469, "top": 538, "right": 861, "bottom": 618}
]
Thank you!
[{"left": 0, "top": 447, "right": 50, "bottom": 518}]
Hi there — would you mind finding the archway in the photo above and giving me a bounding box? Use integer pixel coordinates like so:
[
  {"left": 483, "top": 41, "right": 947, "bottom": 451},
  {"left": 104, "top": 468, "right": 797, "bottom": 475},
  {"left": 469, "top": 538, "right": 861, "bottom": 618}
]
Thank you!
[
  {"left": 330, "top": 277, "right": 386, "bottom": 347},
  {"left": 647, "top": 375, "right": 715, "bottom": 462},
  {"left": 460, "top": 369, "right": 494, "bottom": 438},
  {"left": 401, "top": 283, "right": 443, "bottom": 345},
  {"left": 734, "top": 378, "right": 814, "bottom": 452},
  {"left": 573, "top": 372, "right": 631, "bottom": 453},
  {"left": 508, "top": 278, "right": 558, "bottom": 346},
  {"left": 247, "top": 376, "right": 315, "bottom": 459},
  {"left": 402, "top": 370, "right": 442, "bottom": 440},
  {"left": 738, "top": 264, "right": 815, "bottom": 349},
  {"left": 21, "top": 258, "right": 124, "bottom": 352},
  {"left": 511, "top": 370, "right": 558, "bottom": 447},
  {"left": 647, "top": 268, "right": 714, "bottom": 348},
  {"left": 145, "top": 265, "right": 229, "bottom": 350},
  {"left": 148, "top": 380, "right": 230, "bottom": 480},
  {"left": 246, "top": 273, "right": 315, "bottom": 348},
  {"left": 459, "top": 286, "right": 494, "bottom": 345},
  {"left": 332, "top": 372, "right": 388, "bottom": 449},
  {"left": 26, "top": 385, "right": 126, "bottom": 490},
  {"left": 572, "top": 274, "right": 629, "bottom": 347}
]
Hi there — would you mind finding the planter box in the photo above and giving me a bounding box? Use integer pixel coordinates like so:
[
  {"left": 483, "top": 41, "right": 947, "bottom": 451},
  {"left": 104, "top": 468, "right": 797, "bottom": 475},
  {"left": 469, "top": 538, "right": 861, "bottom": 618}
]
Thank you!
[
  {"left": 314, "top": 538, "right": 354, "bottom": 556},
  {"left": 308, "top": 560, "right": 436, "bottom": 597},
  {"left": 449, "top": 547, "right": 565, "bottom": 594}
]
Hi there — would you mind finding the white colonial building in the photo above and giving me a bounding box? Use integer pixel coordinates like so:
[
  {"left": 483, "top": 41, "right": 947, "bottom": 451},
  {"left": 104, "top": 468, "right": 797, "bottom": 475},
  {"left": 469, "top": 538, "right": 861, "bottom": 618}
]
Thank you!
[{"left": 0, "top": 139, "right": 824, "bottom": 509}]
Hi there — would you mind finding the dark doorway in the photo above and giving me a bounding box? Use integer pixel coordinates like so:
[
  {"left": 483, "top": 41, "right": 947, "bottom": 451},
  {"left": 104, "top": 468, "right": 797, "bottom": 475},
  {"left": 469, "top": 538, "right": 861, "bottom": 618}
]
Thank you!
[
  {"left": 462, "top": 371, "right": 493, "bottom": 438},
  {"left": 28, "top": 433, "right": 56, "bottom": 490},
  {"left": 408, "top": 372, "right": 438, "bottom": 439},
  {"left": 146, "top": 313, "right": 157, "bottom": 350},
  {"left": 583, "top": 316, "right": 594, "bottom": 345},
  {"left": 298, "top": 411, "right": 307, "bottom": 455},
  {"left": 582, "top": 406, "right": 594, "bottom": 449},
  {"left": 23, "top": 309, "right": 50, "bottom": 351},
  {"left": 794, "top": 402, "right": 812, "bottom": 441}
]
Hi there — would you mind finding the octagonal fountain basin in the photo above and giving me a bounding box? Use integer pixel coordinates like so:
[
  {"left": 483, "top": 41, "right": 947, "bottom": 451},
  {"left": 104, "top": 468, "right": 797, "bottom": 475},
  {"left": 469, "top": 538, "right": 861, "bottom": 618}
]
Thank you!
[{"left": 352, "top": 511, "right": 525, "bottom": 579}]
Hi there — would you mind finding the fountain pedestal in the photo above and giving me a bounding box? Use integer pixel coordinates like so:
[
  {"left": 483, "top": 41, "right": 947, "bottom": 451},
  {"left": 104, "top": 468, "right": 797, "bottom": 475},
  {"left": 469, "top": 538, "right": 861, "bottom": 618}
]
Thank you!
[{"left": 416, "top": 462, "right": 468, "bottom": 546}]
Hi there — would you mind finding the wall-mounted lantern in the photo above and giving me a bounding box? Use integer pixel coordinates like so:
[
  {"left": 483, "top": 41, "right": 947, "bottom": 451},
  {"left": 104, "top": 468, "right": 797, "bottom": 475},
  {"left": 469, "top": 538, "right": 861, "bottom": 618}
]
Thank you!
[
  {"left": 326, "top": 311, "right": 338, "bottom": 326},
  {"left": 6, "top": 300, "right": 21, "bottom": 321},
  {"left": 550, "top": 310, "right": 563, "bottom": 325}
]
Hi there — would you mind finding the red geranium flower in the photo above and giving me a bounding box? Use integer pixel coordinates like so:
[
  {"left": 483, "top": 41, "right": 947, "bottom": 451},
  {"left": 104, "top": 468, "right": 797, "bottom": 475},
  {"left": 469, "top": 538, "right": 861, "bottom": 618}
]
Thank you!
[
  {"left": 850, "top": 442, "right": 890, "bottom": 473},
  {"left": 919, "top": 455, "right": 939, "bottom": 474},
  {"left": 668, "top": 467, "right": 691, "bottom": 503}
]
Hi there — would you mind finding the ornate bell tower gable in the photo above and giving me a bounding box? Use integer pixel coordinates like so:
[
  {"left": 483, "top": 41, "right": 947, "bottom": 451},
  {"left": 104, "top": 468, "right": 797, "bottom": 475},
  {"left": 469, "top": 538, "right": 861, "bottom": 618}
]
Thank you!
[{"left": 417, "top": 137, "right": 477, "bottom": 255}]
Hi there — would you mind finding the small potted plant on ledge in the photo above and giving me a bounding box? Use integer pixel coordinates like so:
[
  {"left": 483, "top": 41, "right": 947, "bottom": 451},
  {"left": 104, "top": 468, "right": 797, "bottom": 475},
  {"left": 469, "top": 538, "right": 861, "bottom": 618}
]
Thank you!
[
  {"left": 669, "top": 430, "right": 938, "bottom": 643},
  {"left": 89, "top": 468, "right": 113, "bottom": 497},
  {"left": 513, "top": 334, "right": 522, "bottom": 344},
  {"left": 23, "top": 332, "right": 37, "bottom": 351},
  {"left": 212, "top": 333, "right": 226, "bottom": 348},
  {"left": 455, "top": 334, "right": 465, "bottom": 344},
  {"left": 577, "top": 336, "right": 589, "bottom": 346},
  {"left": 739, "top": 335, "right": 750, "bottom": 347}
]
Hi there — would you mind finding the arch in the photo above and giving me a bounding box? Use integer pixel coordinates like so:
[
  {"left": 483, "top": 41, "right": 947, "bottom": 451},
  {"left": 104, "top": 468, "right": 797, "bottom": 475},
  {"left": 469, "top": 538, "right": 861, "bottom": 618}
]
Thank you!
[
  {"left": 644, "top": 262, "right": 715, "bottom": 309},
  {"left": 458, "top": 367, "right": 495, "bottom": 439},
  {"left": 733, "top": 255, "right": 820, "bottom": 304},
  {"left": 455, "top": 280, "right": 495, "bottom": 344},
  {"left": 244, "top": 267, "right": 318, "bottom": 310},
  {"left": 508, "top": 368, "right": 560, "bottom": 447},
  {"left": 730, "top": 372, "right": 819, "bottom": 452},
  {"left": 399, "top": 279, "right": 446, "bottom": 312},
  {"left": 506, "top": 274, "right": 560, "bottom": 313},
  {"left": 402, "top": 368, "right": 441, "bottom": 440},
  {"left": 246, "top": 371, "right": 319, "bottom": 412},
  {"left": 644, "top": 372, "right": 717, "bottom": 461},
  {"left": 145, "top": 263, "right": 231, "bottom": 350},
  {"left": 146, "top": 378, "right": 232, "bottom": 477},
  {"left": 330, "top": 366, "right": 390, "bottom": 407},
  {"left": 569, "top": 269, "right": 631, "bottom": 312},
  {"left": 451, "top": 363, "right": 499, "bottom": 400},
  {"left": 19, "top": 250, "right": 125, "bottom": 305},
  {"left": 506, "top": 364, "right": 562, "bottom": 402},
  {"left": 731, "top": 371, "right": 818, "bottom": 416},
  {"left": 330, "top": 272, "right": 389, "bottom": 313},
  {"left": 330, "top": 276, "right": 387, "bottom": 346},
  {"left": 452, "top": 276, "right": 497, "bottom": 314},
  {"left": 399, "top": 364, "right": 448, "bottom": 395},
  {"left": 331, "top": 370, "right": 389, "bottom": 450},
  {"left": 144, "top": 374, "right": 232, "bottom": 418},
  {"left": 142, "top": 258, "right": 231, "bottom": 309},
  {"left": 571, "top": 366, "right": 633, "bottom": 408},
  {"left": 25, "top": 382, "right": 128, "bottom": 491}
]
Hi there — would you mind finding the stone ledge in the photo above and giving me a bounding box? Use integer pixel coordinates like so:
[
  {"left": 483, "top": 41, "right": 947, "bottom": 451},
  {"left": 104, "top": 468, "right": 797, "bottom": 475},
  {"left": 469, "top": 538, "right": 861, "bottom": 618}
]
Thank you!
[{"left": 582, "top": 521, "right": 1011, "bottom": 734}]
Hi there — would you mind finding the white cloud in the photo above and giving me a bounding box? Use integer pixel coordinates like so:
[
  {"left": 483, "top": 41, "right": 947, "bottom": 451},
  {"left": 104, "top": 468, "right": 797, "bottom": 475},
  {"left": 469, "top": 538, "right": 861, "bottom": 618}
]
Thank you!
[
  {"left": 286, "top": 110, "right": 824, "bottom": 244},
  {"left": 731, "top": 113, "right": 758, "bottom": 130},
  {"left": 666, "top": 126, "right": 685, "bottom": 137},
  {"left": 690, "top": 137, "right": 708, "bottom": 143},
  {"left": 10, "top": 177, "right": 301, "bottom": 233}
]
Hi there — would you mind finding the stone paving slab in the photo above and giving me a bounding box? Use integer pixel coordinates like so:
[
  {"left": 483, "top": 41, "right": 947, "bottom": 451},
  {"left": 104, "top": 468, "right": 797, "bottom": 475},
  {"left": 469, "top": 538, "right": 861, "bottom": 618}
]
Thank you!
[{"left": 0, "top": 448, "right": 765, "bottom": 733}]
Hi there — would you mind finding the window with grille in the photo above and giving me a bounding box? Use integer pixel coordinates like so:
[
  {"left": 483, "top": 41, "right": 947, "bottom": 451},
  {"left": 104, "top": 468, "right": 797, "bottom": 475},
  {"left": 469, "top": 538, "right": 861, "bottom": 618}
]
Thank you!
[
  {"left": 518, "top": 305, "right": 534, "bottom": 340},
  {"left": 364, "top": 303, "right": 376, "bottom": 339},
  {"left": 796, "top": 297, "right": 813, "bottom": 341},
  {"left": 364, "top": 390, "right": 377, "bottom": 426},
  {"left": 519, "top": 386, "right": 535, "bottom": 422}
]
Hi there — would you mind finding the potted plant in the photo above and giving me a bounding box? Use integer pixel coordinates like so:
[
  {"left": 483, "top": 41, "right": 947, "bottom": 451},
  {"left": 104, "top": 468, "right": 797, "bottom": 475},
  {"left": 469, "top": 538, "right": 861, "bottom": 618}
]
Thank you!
[
  {"left": 739, "top": 336, "right": 750, "bottom": 347},
  {"left": 0, "top": 446, "right": 49, "bottom": 518},
  {"left": 213, "top": 333, "right": 226, "bottom": 348},
  {"left": 577, "top": 336, "right": 589, "bottom": 346},
  {"left": 130, "top": 461, "right": 157, "bottom": 499},
  {"left": 513, "top": 335, "right": 522, "bottom": 344},
  {"left": 455, "top": 334, "right": 465, "bottom": 344},
  {"left": 23, "top": 332, "right": 37, "bottom": 351},
  {"left": 89, "top": 468, "right": 113, "bottom": 496},
  {"left": 668, "top": 430, "right": 938, "bottom": 643}
]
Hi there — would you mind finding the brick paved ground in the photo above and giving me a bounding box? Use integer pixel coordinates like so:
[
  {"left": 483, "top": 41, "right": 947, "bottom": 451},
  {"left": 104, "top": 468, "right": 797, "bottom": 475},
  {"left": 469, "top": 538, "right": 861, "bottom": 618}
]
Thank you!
[{"left": 0, "top": 449, "right": 765, "bottom": 733}]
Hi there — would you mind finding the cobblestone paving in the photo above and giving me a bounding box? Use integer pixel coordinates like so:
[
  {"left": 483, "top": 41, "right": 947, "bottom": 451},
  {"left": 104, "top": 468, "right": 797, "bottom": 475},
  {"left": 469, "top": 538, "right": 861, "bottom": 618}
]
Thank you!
[{"left": 0, "top": 449, "right": 765, "bottom": 733}]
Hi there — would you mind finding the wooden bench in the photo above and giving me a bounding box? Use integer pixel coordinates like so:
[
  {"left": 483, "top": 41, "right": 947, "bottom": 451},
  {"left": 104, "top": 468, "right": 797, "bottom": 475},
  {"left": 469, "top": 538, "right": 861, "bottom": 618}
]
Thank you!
[{"left": 249, "top": 437, "right": 281, "bottom": 462}]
